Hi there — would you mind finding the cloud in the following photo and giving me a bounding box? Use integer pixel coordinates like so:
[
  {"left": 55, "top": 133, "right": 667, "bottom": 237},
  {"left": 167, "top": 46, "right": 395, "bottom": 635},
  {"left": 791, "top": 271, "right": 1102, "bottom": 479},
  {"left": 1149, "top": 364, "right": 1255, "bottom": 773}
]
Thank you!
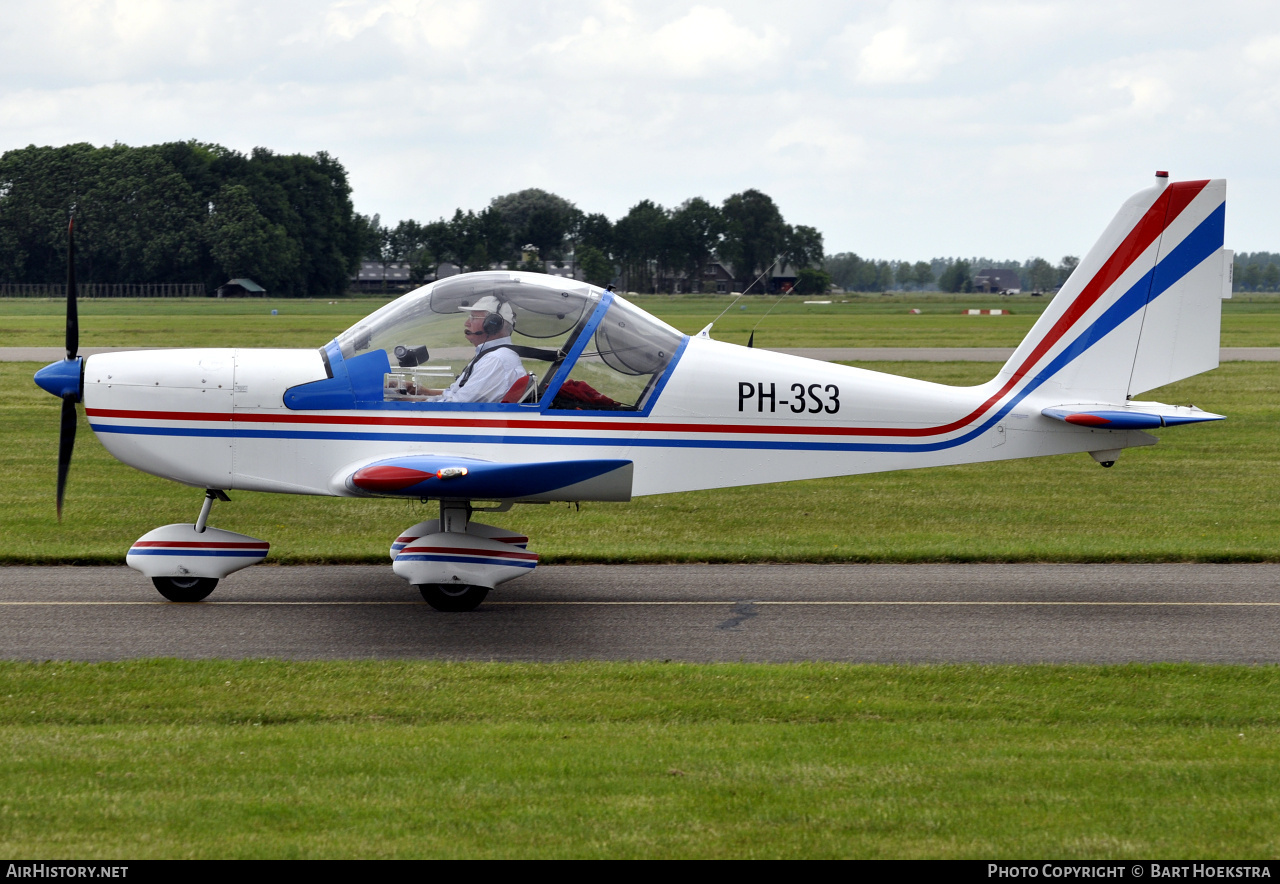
[
  {"left": 3, "top": 1, "right": 1280, "bottom": 256},
  {"left": 308, "top": 0, "right": 486, "bottom": 52},
  {"left": 538, "top": 4, "right": 785, "bottom": 82},
  {"left": 648, "top": 7, "right": 779, "bottom": 77},
  {"left": 853, "top": 26, "right": 961, "bottom": 84},
  {"left": 1242, "top": 33, "right": 1280, "bottom": 68},
  {"left": 766, "top": 118, "right": 866, "bottom": 175},
  {"left": 1109, "top": 72, "right": 1174, "bottom": 116}
]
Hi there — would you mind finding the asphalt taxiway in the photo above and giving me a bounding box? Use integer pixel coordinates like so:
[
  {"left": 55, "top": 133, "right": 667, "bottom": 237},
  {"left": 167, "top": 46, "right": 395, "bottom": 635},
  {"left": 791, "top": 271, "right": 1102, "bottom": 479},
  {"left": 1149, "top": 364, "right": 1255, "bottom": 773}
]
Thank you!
[{"left": 2, "top": 564, "right": 1278, "bottom": 663}]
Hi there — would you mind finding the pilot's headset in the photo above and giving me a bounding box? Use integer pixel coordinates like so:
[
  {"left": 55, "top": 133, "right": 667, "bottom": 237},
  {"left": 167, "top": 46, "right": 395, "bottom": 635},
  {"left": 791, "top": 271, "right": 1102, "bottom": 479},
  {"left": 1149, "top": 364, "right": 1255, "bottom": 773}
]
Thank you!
[{"left": 461, "top": 295, "right": 515, "bottom": 336}]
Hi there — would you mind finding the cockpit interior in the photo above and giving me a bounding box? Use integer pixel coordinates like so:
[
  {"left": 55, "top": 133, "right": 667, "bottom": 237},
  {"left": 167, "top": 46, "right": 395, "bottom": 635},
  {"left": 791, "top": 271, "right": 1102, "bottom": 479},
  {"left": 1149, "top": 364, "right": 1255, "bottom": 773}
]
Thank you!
[{"left": 286, "top": 272, "right": 687, "bottom": 414}]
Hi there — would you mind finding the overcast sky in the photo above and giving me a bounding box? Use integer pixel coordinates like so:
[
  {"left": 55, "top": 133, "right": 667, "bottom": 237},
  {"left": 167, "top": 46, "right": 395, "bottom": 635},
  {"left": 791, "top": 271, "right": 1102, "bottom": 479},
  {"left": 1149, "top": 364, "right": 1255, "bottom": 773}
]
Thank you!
[{"left": 2, "top": 0, "right": 1277, "bottom": 261}]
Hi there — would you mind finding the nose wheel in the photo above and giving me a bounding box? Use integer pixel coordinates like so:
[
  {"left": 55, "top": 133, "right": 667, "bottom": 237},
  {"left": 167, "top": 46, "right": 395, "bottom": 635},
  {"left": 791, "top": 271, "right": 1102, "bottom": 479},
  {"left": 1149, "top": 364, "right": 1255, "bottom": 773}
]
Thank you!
[
  {"left": 417, "top": 583, "right": 489, "bottom": 612},
  {"left": 151, "top": 576, "right": 218, "bottom": 603}
]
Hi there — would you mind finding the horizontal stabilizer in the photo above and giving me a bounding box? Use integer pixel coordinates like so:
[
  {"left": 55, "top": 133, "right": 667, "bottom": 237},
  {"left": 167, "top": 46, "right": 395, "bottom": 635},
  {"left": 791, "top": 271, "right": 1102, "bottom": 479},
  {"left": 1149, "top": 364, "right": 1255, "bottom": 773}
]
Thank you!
[
  {"left": 345, "top": 455, "right": 634, "bottom": 502},
  {"left": 1042, "top": 403, "right": 1224, "bottom": 429}
]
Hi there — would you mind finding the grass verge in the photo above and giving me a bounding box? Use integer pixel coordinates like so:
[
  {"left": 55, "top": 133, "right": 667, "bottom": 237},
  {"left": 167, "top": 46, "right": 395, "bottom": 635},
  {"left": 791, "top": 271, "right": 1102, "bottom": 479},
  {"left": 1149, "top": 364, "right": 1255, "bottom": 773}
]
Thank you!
[
  {"left": 5, "top": 293, "right": 1280, "bottom": 348},
  {"left": 2, "top": 660, "right": 1277, "bottom": 859}
]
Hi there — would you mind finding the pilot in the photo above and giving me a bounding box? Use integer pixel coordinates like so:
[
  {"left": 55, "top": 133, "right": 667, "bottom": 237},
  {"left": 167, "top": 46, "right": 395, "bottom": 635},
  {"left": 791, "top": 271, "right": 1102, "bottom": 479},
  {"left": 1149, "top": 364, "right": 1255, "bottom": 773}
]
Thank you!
[{"left": 424, "top": 296, "right": 526, "bottom": 403}]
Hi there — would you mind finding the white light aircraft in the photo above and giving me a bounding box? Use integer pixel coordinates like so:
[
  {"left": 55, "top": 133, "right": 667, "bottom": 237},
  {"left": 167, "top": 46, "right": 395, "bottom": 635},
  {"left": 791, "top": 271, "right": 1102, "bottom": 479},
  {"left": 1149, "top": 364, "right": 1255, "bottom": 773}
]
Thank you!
[{"left": 35, "top": 173, "right": 1232, "bottom": 610}]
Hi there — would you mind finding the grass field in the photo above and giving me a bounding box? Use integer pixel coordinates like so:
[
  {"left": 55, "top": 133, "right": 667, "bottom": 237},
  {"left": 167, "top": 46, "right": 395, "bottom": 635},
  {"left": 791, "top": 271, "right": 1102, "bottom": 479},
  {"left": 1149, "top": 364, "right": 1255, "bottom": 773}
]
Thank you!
[
  {"left": 4, "top": 298, "right": 1279, "bottom": 860},
  {"left": 2, "top": 661, "right": 1278, "bottom": 858},
  {"left": 5, "top": 291, "right": 1280, "bottom": 348}
]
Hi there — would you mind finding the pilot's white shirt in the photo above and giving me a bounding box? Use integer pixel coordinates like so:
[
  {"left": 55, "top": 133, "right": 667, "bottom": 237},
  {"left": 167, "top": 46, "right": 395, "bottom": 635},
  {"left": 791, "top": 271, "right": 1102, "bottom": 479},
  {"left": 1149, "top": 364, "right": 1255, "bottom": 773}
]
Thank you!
[{"left": 438, "top": 337, "right": 526, "bottom": 403}]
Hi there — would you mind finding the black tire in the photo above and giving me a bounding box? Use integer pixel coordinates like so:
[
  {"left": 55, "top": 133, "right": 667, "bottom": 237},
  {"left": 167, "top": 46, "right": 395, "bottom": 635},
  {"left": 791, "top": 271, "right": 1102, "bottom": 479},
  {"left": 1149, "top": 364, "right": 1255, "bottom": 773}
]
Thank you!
[
  {"left": 152, "top": 575, "right": 218, "bottom": 603},
  {"left": 418, "top": 583, "right": 489, "bottom": 612}
]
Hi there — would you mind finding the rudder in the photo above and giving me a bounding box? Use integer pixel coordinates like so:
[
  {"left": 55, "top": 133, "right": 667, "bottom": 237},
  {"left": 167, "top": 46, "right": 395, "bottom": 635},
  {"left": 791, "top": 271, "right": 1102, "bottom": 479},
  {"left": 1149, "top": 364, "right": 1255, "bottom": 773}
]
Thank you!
[
  {"left": 1127, "top": 180, "right": 1230, "bottom": 396},
  {"left": 994, "top": 175, "right": 1229, "bottom": 403}
]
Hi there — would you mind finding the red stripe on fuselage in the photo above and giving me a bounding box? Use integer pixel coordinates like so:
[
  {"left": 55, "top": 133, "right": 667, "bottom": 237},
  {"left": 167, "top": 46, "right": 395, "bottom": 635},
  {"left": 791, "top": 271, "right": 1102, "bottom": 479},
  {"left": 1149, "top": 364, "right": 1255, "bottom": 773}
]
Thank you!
[{"left": 87, "top": 406, "right": 951, "bottom": 437}]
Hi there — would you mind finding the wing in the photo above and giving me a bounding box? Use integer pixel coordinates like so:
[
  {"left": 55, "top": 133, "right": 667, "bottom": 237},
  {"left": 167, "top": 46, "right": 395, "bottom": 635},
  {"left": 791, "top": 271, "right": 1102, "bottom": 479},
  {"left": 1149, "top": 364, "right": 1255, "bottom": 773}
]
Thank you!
[{"left": 343, "top": 455, "right": 634, "bottom": 502}]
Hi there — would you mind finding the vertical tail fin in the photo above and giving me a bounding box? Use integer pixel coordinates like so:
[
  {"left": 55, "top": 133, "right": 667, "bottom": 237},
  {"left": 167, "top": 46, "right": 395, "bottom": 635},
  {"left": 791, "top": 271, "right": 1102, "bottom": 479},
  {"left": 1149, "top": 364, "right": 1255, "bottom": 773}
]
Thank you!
[{"left": 996, "top": 175, "right": 1230, "bottom": 403}]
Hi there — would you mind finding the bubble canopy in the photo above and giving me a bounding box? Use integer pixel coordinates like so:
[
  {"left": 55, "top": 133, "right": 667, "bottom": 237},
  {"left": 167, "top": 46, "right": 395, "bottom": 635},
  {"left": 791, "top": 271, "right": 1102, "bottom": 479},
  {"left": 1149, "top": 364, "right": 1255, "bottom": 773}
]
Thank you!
[
  {"left": 336, "top": 271, "right": 599, "bottom": 359},
  {"left": 327, "top": 271, "right": 686, "bottom": 413}
]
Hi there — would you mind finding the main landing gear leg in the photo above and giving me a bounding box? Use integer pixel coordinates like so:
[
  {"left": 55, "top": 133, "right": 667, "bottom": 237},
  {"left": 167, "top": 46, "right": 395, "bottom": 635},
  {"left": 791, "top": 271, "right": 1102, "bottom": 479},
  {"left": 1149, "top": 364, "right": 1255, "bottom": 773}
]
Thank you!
[
  {"left": 440, "top": 500, "right": 471, "bottom": 534},
  {"left": 194, "top": 488, "right": 230, "bottom": 533}
]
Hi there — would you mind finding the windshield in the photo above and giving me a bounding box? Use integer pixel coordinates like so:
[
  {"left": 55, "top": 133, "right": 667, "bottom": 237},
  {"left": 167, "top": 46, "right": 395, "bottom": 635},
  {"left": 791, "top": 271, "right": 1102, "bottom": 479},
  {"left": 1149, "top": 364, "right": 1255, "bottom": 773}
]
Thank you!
[
  {"left": 337, "top": 271, "right": 597, "bottom": 363},
  {"left": 548, "top": 296, "right": 684, "bottom": 411},
  {"left": 331, "top": 271, "right": 684, "bottom": 411}
]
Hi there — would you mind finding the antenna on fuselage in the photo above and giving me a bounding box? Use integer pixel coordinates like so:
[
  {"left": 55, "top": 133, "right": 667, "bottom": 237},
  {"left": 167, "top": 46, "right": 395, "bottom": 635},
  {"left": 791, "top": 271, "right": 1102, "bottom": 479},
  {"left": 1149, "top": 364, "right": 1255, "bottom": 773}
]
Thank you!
[
  {"left": 744, "top": 260, "right": 791, "bottom": 349},
  {"left": 706, "top": 260, "right": 780, "bottom": 346}
]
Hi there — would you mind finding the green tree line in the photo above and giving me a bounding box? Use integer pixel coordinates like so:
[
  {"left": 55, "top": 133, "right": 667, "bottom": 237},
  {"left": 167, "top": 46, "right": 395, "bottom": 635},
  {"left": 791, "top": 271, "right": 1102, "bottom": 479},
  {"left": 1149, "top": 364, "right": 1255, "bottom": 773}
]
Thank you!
[
  {"left": 829, "top": 252, "right": 1280, "bottom": 296},
  {"left": 1234, "top": 253, "right": 1280, "bottom": 292},
  {"left": 355, "top": 187, "right": 828, "bottom": 294},
  {"left": 17, "top": 141, "right": 1266, "bottom": 299},
  {"left": 0, "top": 142, "right": 360, "bottom": 296},
  {"left": 0, "top": 143, "right": 828, "bottom": 297},
  {"left": 824, "top": 254, "right": 1082, "bottom": 293}
]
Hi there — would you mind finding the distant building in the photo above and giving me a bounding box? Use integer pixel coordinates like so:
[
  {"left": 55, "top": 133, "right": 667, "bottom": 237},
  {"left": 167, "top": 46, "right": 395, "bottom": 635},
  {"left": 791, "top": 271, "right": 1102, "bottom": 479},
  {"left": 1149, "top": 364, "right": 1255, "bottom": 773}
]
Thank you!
[
  {"left": 703, "top": 261, "right": 737, "bottom": 293},
  {"left": 647, "top": 261, "right": 802, "bottom": 295},
  {"left": 973, "top": 269, "right": 1022, "bottom": 294},
  {"left": 540, "top": 254, "right": 584, "bottom": 281},
  {"left": 646, "top": 261, "right": 732, "bottom": 294},
  {"left": 543, "top": 264, "right": 580, "bottom": 280},
  {"left": 770, "top": 263, "right": 800, "bottom": 293},
  {"left": 352, "top": 261, "right": 414, "bottom": 292},
  {"left": 425, "top": 262, "right": 462, "bottom": 283},
  {"left": 350, "top": 261, "right": 472, "bottom": 291},
  {"left": 216, "top": 278, "right": 266, "bottom": 297}
]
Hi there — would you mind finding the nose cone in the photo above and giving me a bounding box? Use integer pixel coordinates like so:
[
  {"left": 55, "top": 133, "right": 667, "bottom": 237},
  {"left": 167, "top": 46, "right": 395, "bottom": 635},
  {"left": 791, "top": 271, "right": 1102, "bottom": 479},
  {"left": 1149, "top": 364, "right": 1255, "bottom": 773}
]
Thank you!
[{"left": 34, "top": 357, "right": 83, "bottom": 401}]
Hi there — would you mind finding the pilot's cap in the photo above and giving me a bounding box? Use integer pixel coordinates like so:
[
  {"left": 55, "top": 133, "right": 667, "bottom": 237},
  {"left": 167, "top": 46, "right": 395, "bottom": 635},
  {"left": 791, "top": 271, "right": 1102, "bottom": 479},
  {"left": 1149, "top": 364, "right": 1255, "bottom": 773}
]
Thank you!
[{"left": 458, "top": 295, "right": 514, "bottom": 324}]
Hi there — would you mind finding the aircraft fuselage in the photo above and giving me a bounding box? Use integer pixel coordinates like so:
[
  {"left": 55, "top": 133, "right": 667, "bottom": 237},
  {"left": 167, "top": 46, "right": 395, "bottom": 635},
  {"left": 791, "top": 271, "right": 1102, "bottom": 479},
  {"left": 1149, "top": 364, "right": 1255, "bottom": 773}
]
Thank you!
[{"left": 83, "top": 337, "right": 1153, "bottom": 501}]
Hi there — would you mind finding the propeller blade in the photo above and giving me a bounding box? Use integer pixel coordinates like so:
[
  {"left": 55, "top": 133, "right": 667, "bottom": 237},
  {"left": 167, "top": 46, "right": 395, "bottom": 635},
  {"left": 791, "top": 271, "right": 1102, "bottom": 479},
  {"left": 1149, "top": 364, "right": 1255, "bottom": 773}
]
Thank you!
[
  {"left": 66, "top": 217, "right": 78, "bottom": 360},
  {"left": 56, "top": 395, "right": 77, "bottom": 521}
]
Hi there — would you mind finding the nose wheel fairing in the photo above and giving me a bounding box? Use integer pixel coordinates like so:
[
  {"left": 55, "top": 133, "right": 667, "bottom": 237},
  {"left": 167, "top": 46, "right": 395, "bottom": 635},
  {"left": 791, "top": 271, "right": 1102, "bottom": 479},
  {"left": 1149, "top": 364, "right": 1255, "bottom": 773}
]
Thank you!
[{"left": 125, "top": 524, "right": 270, "bottom": 581}]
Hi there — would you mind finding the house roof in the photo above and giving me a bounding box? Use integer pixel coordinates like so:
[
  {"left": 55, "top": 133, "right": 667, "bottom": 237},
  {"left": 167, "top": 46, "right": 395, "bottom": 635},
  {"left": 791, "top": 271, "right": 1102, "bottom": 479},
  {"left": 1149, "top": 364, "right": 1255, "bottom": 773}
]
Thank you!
[
  {"left": 974, "top": 269, "right": 1021, "bottom": 288},
  {"left": 224, "top": 278, "right": 265, "bottom": 292},
  {"left": 353, "top": 262, "right": 412, "bottom": 281}
]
